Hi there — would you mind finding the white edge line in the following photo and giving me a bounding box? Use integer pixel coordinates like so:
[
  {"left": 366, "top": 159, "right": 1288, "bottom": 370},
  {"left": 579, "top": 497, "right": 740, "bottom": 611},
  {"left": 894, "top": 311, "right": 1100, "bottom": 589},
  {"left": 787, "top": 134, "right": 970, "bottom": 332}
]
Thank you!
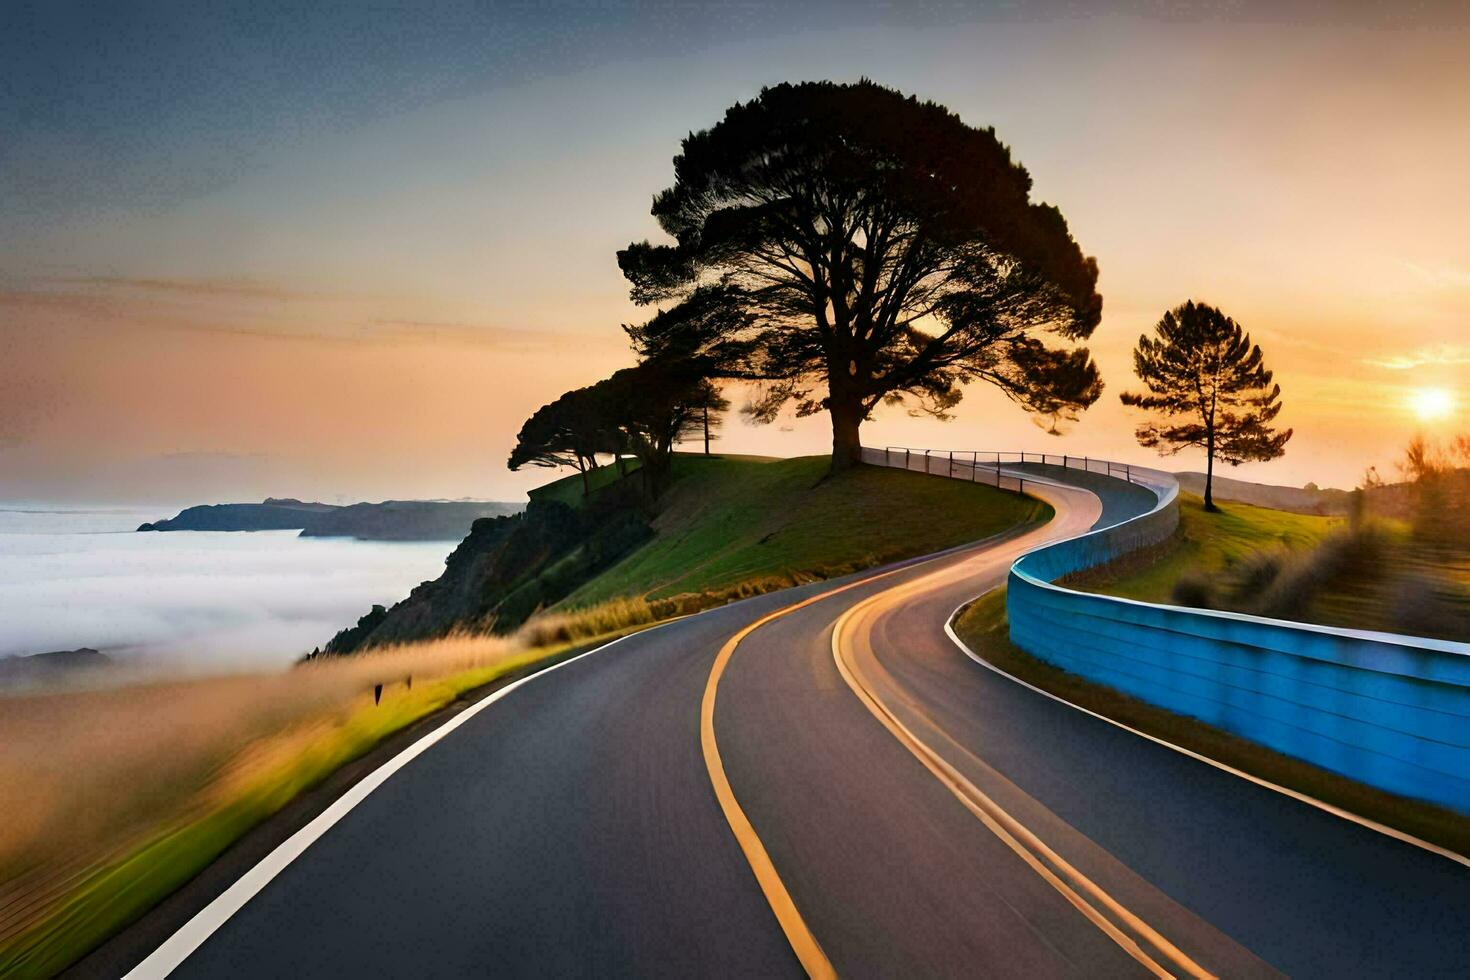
[
  {"left": 942, "top": 593, "right": 1470, "bottom": 870},
  {"left": 125, "top": 625, "right": 669, "bottom": 979}
]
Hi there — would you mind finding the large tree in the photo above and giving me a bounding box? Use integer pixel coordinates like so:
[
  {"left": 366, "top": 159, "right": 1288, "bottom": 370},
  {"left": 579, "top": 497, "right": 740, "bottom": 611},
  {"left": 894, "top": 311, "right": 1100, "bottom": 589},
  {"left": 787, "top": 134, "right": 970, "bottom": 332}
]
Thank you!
[
  {"left": 619, "top": 79, "right": 1104, "bottom": 471},
  {"left": 1121, "top": 300, "right": 1292, "bottom": 511}
]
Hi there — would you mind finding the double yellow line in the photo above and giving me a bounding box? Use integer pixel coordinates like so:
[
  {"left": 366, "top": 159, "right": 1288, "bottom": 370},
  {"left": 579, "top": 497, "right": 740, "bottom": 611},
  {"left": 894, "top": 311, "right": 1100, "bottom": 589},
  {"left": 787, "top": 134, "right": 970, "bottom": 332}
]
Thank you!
[
  {"left": 700, "top": 555, "right": 1215, "bottom": 979},
  {"left": 700, "top": 584, "right": 867, "bottom": 979},
  {"left": 831, "top": 584, "right": 1214, "bottom": 979}
]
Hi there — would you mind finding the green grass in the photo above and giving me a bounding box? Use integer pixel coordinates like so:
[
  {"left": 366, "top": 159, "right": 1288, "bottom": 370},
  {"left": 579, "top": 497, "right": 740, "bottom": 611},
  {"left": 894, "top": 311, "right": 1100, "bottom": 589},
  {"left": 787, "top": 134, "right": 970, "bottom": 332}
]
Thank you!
[
  {"left": 1068, "top": 492, "right": 1337, "bottom": 603},
  {"left": 563, "top": 453, "right": 1052, "bottom": 607},
  {"left": 527, "top": 459, "right": 641, "bottom": 507},
  {"left": 953, "top": 588, "right": 1470, "bottom": 858},
  {"left": 1070, "top": 493, "right": 1470, "bottom": 641}
]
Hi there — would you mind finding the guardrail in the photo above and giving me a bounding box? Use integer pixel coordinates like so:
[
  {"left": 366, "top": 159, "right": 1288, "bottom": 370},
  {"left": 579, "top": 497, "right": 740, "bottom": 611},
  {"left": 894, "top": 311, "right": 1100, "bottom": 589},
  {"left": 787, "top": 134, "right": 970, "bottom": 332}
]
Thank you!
[
  {"left": 878, "top": 446, "right": 1139, "bottom": 495},
  {"left": 866, "top": 444, "right": 1470, "bottom": 815}
]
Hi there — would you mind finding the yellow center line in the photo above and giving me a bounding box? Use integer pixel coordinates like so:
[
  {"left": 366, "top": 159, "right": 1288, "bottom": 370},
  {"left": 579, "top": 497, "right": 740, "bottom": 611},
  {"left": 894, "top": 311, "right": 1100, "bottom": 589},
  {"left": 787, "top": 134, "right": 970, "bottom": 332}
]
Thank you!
[
  {"left": 831, "top": 579, "right": 1217, "bottom": 980},
  {"left": 702, "top": 573, "right": 911, "bottom": 980},
  {"left": 701, "top": 546, "right": 993, "bottom": 978},
  {"left": 697, "top": 485, "right": 1098, "bottom": 977}
]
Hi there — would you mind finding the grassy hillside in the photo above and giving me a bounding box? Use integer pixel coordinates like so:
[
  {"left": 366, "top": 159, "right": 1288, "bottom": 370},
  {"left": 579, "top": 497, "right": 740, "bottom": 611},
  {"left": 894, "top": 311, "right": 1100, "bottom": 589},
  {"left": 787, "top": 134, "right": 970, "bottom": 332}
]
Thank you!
[
  {"left": 528, "top": 460, "right": 641, "bottom": 508},
  {"left": 1071, "top": 493, "right": 1337, "bottom": 604},
  {"left": 1173, "top": 472, "right": 1350, "bottom": 516},
  {"left": 1070, "top": 492, "right": 1470, "bottom": 642},
  {"left": 562, "top": 453, "right": 1052, "bottom": 609}
]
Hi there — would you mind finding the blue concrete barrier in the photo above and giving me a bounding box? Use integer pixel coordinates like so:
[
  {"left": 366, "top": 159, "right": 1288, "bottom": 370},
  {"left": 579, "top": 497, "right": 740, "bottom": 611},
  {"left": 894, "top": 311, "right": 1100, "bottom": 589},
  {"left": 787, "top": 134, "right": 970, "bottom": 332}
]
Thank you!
[{"left": 1005, "top": 467, "right": 1470, "bottom": 815}]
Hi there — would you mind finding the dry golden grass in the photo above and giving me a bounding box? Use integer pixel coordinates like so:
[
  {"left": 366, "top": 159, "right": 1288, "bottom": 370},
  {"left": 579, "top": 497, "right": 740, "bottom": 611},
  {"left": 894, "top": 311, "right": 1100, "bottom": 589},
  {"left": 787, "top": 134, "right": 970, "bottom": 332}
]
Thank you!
[
  {"left": 525, "top": 572, "right": 837, "bottom": 650},
  {"left": 0, "top": 634, "right": 521, "bottom": 885},
  {"left": 0, "top": 595, "right": 671, "bottom": 978}
]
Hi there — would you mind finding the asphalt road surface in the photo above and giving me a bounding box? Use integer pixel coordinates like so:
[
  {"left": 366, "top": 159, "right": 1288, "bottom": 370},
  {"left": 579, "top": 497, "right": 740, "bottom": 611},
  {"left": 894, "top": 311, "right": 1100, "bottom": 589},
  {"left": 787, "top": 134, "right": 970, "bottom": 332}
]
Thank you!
[{"left": 124, "top": 468, "right": 1469, "bottom": 978}]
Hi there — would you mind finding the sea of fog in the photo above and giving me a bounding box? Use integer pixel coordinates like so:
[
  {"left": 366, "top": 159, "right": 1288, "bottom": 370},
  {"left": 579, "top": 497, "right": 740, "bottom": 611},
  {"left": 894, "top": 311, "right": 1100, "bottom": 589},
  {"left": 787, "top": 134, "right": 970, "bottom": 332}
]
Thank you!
[{"left": 0, "top": 505, "right": 455, "bottom": 674}]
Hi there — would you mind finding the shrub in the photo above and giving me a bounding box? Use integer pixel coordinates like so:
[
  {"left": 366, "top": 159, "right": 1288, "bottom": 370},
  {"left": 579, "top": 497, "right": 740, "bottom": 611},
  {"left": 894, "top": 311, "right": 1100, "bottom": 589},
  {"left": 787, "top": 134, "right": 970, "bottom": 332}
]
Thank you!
[
  {"left": 514, "top": 596, "right": 658, "bottom": 647},
  {"left": 1225, "top": 549, "right": 1286, "bottom": 604},
  {"left": 1171, "top": 571, "right": 1216, "bottom": 609},
  {"left": 1388, "top": 572, "right": 1470, "bottom": 640},
  {"left": 1253, "top": 523, "right": 1385, "bottom": 619}
]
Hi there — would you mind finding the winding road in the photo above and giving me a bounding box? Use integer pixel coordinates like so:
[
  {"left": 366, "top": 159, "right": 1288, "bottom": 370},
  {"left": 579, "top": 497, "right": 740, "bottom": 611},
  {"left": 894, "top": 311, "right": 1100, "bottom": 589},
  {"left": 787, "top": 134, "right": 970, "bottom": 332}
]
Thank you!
[{"left": 113, "top": 460, "right": 1469, "bottom": 978}]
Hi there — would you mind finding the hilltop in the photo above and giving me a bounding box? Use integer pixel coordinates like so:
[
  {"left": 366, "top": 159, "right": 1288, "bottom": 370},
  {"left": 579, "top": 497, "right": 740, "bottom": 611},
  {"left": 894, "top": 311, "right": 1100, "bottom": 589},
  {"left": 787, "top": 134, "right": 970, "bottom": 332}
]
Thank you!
[
  {"left": 0, "top": 648, "right": 112, "bottom": 691},
  {"left": 1173, "top": 472, "right": 1351, "bottom": 515},
  {"left": 322, "top": 454, "right": 1050, "bottom": 654}
]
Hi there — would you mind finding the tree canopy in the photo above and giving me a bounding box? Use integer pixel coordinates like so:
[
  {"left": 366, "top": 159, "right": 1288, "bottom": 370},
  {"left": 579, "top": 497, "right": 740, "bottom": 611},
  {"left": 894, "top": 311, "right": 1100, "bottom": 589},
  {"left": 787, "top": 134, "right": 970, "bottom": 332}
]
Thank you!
[
  {"left": 1121, "top": 300, "right": 1291, "bottom": 510},
  {"left": 506, "top": 384, "right": 613, "bottom": 496},
  {"left": 619, "top": 79, "right": 1104, "bottom": 470},
  {"left": 601, "top": 363, "right": 728, "bottom": 498},
  {"left": 507, "top": 362, "right": 728, "bottom": 500}
]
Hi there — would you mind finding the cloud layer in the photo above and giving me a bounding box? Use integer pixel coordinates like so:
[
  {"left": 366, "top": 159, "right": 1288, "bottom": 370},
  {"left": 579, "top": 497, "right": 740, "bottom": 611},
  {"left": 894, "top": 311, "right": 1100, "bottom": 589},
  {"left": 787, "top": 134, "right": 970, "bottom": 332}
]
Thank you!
[{"left": 0, "top": 508, "right": 451, "bottom": 672}]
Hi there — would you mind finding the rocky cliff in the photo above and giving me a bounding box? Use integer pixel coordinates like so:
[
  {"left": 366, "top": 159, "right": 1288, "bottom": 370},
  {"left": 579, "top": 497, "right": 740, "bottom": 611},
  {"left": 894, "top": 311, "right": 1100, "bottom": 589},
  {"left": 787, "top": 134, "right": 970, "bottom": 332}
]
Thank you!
[{"left": 319, "top": 485, "right": 652, "bottom": 654}]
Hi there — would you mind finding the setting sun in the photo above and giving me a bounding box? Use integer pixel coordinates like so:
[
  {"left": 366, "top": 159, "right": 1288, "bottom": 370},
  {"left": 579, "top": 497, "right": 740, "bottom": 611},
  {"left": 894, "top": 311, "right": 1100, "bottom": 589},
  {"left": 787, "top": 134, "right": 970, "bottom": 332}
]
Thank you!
[{"left": 1410, "top": 387, "right": 1456, "bottom": 421}]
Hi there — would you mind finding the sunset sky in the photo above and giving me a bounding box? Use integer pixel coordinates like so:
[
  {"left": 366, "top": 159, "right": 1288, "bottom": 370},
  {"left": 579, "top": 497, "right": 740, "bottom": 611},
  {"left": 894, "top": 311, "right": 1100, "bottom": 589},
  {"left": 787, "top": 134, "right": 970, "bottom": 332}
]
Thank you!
[{"left": 4, "top": 1, "right": 1468, "bottom": 504}]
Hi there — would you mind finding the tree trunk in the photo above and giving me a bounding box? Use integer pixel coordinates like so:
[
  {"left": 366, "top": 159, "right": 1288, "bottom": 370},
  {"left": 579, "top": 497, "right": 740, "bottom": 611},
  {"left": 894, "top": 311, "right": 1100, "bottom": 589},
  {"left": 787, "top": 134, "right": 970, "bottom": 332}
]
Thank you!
[
  {"left": 579, "top": 464, "right": 591, "bottom": 498},
  {"left": 1203, "top": 433, "right": 1217, "bottom": 512},
  {"left": 828, "top": 402, "right": 864, "bottom": 473},
  {"left": 703, "top": 404, "right": 710, "bottom": 455}
]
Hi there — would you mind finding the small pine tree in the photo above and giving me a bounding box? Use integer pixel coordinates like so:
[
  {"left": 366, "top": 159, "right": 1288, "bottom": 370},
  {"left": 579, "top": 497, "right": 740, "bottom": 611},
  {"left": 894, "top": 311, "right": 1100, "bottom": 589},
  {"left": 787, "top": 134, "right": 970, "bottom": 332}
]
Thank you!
[{"left": 1121, "top": 300, "right": 1291, "bottom": 511}]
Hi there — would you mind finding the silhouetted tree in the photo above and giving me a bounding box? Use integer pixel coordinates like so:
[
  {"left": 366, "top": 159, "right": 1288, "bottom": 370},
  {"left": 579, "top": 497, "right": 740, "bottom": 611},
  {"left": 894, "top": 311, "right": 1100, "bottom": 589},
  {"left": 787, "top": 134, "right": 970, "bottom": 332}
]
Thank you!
[
  {"left": 618, "top": 79, "right": 1104, "bottom": 473},
  {"left": 511, "top": 365, "right": 730, "bottom": 501},
  {"left": 1121, "top": 300, "right": 1291, "bottom": 511},
  {"left": 507, "top": 386, "right": 613, "bottom": 496},
  {"left": 604, "top": 364, "right": 726, "bottom": 498}
]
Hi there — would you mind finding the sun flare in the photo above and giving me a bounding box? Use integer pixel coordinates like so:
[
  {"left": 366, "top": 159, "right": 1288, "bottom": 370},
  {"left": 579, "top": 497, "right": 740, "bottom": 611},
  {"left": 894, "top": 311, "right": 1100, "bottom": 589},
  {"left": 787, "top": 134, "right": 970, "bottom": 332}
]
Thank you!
[{"left": 1410, "top": 387, "right": 1456, "bottom": 421}]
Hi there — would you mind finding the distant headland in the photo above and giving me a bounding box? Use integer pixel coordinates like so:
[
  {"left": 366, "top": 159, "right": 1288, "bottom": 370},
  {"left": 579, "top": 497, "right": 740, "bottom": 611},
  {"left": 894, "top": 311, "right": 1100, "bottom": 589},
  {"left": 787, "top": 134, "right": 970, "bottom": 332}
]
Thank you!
[{"left": 137, "top": 498, "right": 522, "bottom": 541}]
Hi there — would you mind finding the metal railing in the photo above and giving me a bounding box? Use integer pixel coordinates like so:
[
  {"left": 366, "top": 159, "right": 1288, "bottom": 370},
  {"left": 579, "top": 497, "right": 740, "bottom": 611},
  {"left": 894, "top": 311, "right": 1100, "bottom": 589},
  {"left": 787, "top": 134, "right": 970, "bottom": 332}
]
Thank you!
[{"left": 877, "top": 446, "right": 1137, "bottom": 495}]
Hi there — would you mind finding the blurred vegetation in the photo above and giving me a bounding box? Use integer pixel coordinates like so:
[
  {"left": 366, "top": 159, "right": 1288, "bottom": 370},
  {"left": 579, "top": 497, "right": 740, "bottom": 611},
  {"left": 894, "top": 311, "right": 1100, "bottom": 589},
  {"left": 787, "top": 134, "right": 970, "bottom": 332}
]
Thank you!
[
  {"left": 1071, "top": 491, "right": 1470, "bottom": 642},
  {"left": 1067, "top": 493, "right": 1335, "bottom": 604},
  {"left": 0, "top": 635, "right": 572, "bottom": 978},
  {"left": 0, "top": 592, "right": 736, "bottom": 978}
]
